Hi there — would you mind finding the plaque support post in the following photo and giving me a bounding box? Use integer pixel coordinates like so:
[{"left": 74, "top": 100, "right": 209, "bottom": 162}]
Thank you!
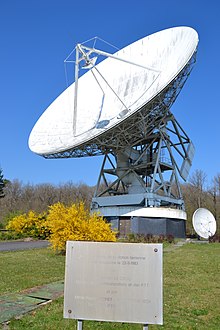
[
  {"left": 77, "top": 320, "right": 83, "bottom": 330},
  {"left": 143, "top": 324, "right": 148, "bottom": 330}
]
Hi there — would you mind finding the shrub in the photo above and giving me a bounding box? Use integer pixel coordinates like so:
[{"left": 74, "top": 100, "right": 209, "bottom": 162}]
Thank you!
[
  {"left": 0, "top": 211, "right": 22, "bottom": 229},
  {"left": 0, "top": 230, "right": 23, "bottom": 240},
  {"left": 6, "top": 211, "right": 49, "bottom": 239},
  {"left": 166, "top": 234, "right": 175, "bottom": 243},
  {"left": 45, "top": 202, "right": 117, "bottom": 252},
  {"left": 209, "top": 234, "right": 220, "bottom": 243},
  {"left": 125, "top": 233, "right": 175, "bottom": 244}
]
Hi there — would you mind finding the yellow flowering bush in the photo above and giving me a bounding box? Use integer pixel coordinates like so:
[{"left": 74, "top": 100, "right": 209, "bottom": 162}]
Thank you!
[
  {"left": 6, "top": 202, "right": 116, "bottom": 252},
  {"left": 46, "top": 202, "right": 116, "bottom": 252},
  {"left": 6, "top": 211, "right": 49, "bottom": 239}
]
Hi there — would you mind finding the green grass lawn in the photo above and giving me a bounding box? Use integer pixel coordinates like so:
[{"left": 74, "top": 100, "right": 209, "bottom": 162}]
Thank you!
[
  {"left": 1, "top": 243, "right": 220, "bottom": 329},
  {"left": 0, "top": 248, "right": 65, "bottom": 294}
]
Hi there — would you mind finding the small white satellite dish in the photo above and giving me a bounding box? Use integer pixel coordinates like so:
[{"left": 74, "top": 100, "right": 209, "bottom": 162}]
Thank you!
[{"left": 192, "top": 208, "right": 217, "bottom": 239}]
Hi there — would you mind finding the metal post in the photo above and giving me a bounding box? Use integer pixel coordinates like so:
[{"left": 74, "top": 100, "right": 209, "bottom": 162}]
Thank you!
[
  {"left": 77, "top": 320, "right": 83, "bottom": 330},
  {"left": 143, "top": 324, "right": 148, "bottom": 330},
  {"left": 73, "top": 45, "right": 79, "bottom": 136}
]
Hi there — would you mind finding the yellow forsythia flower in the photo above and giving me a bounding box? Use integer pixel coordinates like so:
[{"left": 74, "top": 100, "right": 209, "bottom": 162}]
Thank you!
[
  {"left": 6, "top": 211, "right": 48, "bottom": 238},
  {"left": 45, "top": 201, "right": 116, "bottom": 252}
]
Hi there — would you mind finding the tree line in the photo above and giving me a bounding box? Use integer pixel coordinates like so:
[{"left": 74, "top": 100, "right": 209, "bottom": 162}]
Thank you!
[
  {"left": 182, "top": 169, "right": 220, "bottom": 234},
  {"left": 0, "top": 168, "right": 219, "bottom": 235}
]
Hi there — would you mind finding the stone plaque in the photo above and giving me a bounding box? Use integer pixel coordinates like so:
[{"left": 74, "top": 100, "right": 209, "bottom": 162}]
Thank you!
[{"left": 64, "top": 241, "right": 163, "bottom": 325}]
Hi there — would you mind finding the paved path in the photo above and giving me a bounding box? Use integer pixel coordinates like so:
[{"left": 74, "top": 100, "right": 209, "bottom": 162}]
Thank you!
[
  {"left": 0, "top": 240, "right": 50, "bottom": 252},
  {"left": 0, "top": 281, "right": 64, "bottom": 324}
]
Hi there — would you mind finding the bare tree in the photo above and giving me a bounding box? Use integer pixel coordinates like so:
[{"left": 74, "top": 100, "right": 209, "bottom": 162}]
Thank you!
[
  {"left": 0, "top": 168, "right": 5, "bottom": 198},
  {"left": 188, "top": 169, "right": 207, "bottom": 208},
  {"left": 209, "top": 173, "right": 220, "bottom": 234},
  {"left": 0, "top": 180, "right": 95, "bottom": 226},
  {"left": 182, "top": 169, "right": 209, "bottom": 235}
]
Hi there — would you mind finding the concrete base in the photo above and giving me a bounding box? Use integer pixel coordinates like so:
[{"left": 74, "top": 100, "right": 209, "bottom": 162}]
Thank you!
[
  {"left": 131, "top": 216, "right": 186, "bottom": 238},
  {"left": 105, "top": 215, "right": 186, "bottom": 238},
  {"left": 101, "top": 207, "right": 187, "bottom": 238}
]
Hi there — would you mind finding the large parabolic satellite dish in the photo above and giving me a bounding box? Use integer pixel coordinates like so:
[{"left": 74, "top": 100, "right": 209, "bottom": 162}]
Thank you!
[
  {"left": 29, "top": 26, "right": 198, "bottom": 158},
  {"left": 29, "top": 26, "right": 199, "bottom": 238}
]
